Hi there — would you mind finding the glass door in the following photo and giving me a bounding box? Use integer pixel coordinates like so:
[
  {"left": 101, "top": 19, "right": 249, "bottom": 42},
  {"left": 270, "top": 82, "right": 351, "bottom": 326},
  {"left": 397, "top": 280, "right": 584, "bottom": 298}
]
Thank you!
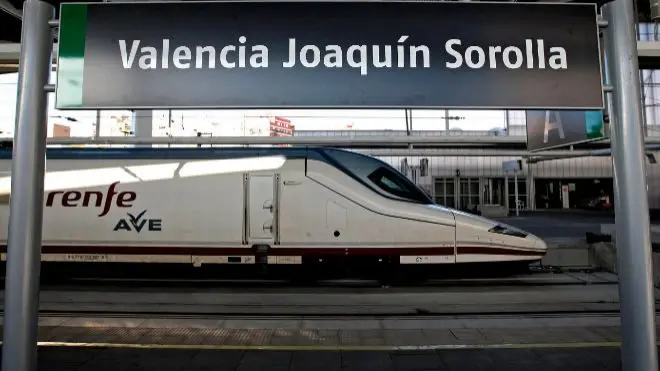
[
  {"left": 433, "top": 178, "right": 456, "bottom": 208},
  {"left": 483, "top": 178, "right": 505, "bottom": 206},
  {"left": 508, "top": 177, "right": 527, "bottom": 210},
  {"left": 459, "top": 178, "right": 480, "bottom": 211}
]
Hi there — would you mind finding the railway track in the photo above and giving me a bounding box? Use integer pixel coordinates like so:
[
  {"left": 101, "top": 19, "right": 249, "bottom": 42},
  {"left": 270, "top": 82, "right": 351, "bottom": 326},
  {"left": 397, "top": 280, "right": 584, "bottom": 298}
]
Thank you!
[
  {"left": 33, "top": 309, "right": 633, "bottom": 319},
  {"left": 27, "top": 268, "right": 616, "bottom": 290},
  {"left": 0, "top": 270, "right": 627, "bottom": 318}
]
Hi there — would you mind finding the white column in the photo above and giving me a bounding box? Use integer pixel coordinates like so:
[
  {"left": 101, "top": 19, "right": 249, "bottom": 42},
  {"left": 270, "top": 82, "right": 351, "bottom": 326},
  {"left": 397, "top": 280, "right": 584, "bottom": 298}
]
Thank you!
[{"left": 132, "top": 109, "right": 153, "bottom": 147}]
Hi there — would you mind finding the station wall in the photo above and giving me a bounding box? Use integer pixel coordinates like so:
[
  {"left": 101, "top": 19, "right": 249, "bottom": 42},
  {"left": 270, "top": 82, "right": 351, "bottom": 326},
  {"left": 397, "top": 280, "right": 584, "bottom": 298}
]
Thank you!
[{"left": 360, "top": 150, "right": 660, "bottom": 210}]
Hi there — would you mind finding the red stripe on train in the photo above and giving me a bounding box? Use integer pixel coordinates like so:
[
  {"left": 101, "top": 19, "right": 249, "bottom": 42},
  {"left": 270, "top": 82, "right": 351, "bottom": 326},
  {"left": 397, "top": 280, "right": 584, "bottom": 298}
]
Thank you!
[{"left": 0, "top": 245, "right": 545, "bottom": 257}]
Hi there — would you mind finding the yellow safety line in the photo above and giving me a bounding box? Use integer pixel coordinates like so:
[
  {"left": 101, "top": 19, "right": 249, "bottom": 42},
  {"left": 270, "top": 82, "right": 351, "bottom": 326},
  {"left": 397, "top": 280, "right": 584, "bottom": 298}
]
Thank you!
[{"left": 25, "top": 341, "right": 639, "bottom": 351}]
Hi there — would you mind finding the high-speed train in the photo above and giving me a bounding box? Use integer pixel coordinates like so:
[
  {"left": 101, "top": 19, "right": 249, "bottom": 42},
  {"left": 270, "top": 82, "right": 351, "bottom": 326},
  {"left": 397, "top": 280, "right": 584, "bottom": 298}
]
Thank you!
[{"left": 0, "top": 146, "right": 547, "bottom": 278}]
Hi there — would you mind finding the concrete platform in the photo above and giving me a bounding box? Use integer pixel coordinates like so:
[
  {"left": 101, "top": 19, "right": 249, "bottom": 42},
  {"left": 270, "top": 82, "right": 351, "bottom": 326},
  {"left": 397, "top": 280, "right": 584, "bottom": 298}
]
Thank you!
[
  {"left": 492, "top": 211, "right": 611, "bottom": 269},
  {"left": 16, "top": 312, "right": 660, "bottom": 348},
  {"left": 30, "top": 322, "right": 629, "bottom": 347},
  {"left": 30, "top": 345, "right": 629, "bottom": 371},
  {"left": 8, "top": 312, "right": 657, "bottom": 370},
  {"left": 495, "top": 212, "right": 612, "bottom": 239},
  {"left": 0, "top": 271, "right": 647, "bottom": 370},
  {"left": 599, "top": 223, "right": 660, "bottom": 243},
  {"left": 539, "top": 239, "right": 593, "bottom": 268}
]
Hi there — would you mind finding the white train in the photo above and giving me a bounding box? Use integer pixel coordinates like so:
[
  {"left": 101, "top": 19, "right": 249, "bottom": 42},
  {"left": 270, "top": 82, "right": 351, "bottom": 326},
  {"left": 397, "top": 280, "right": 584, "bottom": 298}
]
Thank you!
[{"left": 0, "top": 146, "right": 547, "bottom": 277}]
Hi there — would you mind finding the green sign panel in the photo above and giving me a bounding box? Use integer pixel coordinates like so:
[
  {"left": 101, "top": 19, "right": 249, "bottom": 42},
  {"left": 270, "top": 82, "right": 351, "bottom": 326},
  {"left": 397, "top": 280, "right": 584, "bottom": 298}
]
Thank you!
[{"left": 56, "top": 4, "right": 87, "bottom": 109}]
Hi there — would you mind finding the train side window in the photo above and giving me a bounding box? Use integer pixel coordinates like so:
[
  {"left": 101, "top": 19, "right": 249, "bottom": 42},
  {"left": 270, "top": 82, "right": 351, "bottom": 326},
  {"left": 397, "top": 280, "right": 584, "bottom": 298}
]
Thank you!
[
  {"left": 367, "top": 167, "right": 421, "bottom": 201},
  {"left": 318, "top": 148, "right": 433, "bottom": 204},
  {"left": 379, "top": 176, "right": 403, "bottom": 192}
]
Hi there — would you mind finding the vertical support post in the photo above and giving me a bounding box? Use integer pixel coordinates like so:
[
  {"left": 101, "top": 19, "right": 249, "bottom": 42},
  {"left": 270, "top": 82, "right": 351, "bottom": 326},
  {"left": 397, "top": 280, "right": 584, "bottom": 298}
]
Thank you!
[
  {"left": 600, "top": 9, "right": 619, "bottom": 218},
  {"left": 94, "top": 110, "right": 101, "bottom": 138},
  {"left": 404, "top": 109, "right": 410, "bottom": 134},
  {"left": 132, "top": 109, "right": 153, "bottom": 148},
  {"left": 504, "top": 174, "right": 509, "bottom": 210},
  {"left": 1, "top": 1, "right": 55, "bottom": 371},
  {"left": 527, "top": 167, "right": 534, "bottom": 210},
  {"left": 408, "top": 109, "right": 413, "bottom": 150},
  {"left": 603, "top": 1, "right": 659, "bottom": 371},
  {"left": 167, "top": 109, "right": 172, "bottom": 148},
  {"left": 514, "top": 172, "right": 519, "bottom": 216},
  {"left": 168, "top": 109, "right": 172, "bottom": 134}
]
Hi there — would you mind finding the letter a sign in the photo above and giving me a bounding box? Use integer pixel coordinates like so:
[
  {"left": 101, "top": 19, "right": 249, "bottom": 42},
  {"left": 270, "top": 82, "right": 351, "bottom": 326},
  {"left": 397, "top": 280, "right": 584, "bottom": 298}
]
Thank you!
[
  {"left": 526, "top": 110, "right": 605, "bottom": 151},
  {"left": 543, "top": 111, "right": 566, "bottom": 144}
]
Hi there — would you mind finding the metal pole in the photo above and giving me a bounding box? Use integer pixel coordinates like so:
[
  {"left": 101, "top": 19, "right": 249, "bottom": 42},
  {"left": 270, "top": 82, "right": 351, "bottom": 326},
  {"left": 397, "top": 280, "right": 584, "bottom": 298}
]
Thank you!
[
  {"left": 168, "top": 109, "right": 172, "bottom": 134},
  {"left": 514, "top": 172, "right": 519, "bottom": 216},
  {"left": 603, "top": 1, "right": 659, "bottom": 370},
  {"left": 601, "top": 9, "right": 620, "bottom": 221},
  {"left": 1, "top": 0, "right": 54, "bottom": 370},
  {"left": 95, "top": 110, "right": 101, "bottom": 139},
  {"left": 504, "top": 175, "right": 509, "bottom": 209},
  {"left": 408, "top": 109, "right": 413, "bottom": 150},
  {"left": 167, "top": 109, "right": 172, "bottom": 148}
]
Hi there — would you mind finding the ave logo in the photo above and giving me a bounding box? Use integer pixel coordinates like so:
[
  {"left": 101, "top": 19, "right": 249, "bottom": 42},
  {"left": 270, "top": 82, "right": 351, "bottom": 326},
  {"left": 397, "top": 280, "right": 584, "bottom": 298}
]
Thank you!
[{"left": 114, "top": 210, "right": 162, "bottom": 233}]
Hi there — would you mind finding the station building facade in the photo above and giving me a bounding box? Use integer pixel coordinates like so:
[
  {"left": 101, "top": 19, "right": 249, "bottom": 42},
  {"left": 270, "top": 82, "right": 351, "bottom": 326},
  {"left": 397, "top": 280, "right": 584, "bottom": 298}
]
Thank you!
[
  {"left": 296, "top": 124, "right": 629, "bottom": 213},
  {"left": 4, "top": 24, "right": 660, "bottom": 213}
]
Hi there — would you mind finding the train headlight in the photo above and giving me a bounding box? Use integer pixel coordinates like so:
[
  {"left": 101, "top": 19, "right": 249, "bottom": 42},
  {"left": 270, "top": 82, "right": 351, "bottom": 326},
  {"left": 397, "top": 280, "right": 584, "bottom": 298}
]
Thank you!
[{"left": 488, "top": 224, "right": 528, "bottom": 238}]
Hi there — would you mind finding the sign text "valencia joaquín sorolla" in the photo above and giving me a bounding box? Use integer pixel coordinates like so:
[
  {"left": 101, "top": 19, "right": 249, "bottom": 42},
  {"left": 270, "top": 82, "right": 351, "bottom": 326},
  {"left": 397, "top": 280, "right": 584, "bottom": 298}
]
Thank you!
[{"left": 55, "top": 1, "right": 604, "bottom": 110}]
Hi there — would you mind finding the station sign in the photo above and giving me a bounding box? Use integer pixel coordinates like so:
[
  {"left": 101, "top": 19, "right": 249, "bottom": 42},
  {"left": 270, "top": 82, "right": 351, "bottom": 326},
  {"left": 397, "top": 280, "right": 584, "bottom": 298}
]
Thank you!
[
  {"left": 55, "top": 1, "right": 604, "bottom": 110},
  {"left": 525, "top": 110, "right": 606, "bottom": 151}
]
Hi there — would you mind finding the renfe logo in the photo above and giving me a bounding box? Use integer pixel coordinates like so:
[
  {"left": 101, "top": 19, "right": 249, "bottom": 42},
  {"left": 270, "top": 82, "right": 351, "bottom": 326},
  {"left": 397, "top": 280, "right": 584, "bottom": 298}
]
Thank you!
[{"left": 45, "top": 181, "right": 136, "bottom": 217}]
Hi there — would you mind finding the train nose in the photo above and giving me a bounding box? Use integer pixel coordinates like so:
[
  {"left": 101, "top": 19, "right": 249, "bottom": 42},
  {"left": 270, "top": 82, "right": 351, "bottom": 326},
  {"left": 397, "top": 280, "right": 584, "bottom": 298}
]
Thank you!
[{"left": 529, "top": 234, "right": 548, "bottom": 251}]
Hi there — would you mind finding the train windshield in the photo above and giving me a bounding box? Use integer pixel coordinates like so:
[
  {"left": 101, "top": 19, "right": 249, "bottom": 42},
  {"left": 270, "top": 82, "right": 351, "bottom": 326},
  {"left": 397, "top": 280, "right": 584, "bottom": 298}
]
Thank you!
[{"left": 320, "top": 148, "right": 433, "bottom": 204}]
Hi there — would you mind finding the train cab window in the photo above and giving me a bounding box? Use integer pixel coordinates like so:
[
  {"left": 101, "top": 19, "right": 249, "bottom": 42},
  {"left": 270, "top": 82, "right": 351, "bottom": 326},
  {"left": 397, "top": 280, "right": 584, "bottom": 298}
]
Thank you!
[
  {"left": 367, "top": 167, "right": 416, "bottom": 199},
  {"left": 320, "top": 148, "right": 433, "bottom": 204}
]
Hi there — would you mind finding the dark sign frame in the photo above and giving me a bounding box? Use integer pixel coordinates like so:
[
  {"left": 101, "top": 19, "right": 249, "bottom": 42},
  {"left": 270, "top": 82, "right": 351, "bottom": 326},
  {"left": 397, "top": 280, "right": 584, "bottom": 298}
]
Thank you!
[{"left": 55, "top": 1, "right": 604, "bottom": 110}]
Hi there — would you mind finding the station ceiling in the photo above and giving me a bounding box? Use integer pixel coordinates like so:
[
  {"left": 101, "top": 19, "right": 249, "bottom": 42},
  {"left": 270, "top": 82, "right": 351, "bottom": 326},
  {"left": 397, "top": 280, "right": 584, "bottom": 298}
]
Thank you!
[{"left": 0, "top": 0, "right": 639, "bottom": 44}]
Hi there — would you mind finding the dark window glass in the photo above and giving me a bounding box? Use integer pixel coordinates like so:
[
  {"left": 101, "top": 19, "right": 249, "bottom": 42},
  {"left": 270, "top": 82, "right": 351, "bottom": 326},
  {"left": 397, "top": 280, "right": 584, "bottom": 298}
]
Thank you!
[{"left": 319, "top": 148, "right": 432, "bottom": 204}]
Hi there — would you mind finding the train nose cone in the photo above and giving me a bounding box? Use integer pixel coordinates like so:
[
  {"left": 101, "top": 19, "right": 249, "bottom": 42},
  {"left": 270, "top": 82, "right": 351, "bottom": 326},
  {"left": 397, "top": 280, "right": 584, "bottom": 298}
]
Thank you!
[{"left": 531, "top": 235, "right": 548, "bottom": 251}]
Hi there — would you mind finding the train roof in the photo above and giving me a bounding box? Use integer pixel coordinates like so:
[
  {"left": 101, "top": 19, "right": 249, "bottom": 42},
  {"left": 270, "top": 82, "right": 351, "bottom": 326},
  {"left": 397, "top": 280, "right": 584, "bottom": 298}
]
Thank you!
[
  {"left": 0, "top": 144, "right": 434, "bottom": 205},
  {"left": 0, "top": 145, "right": 366, "bottom": 161},
  {"left": 0, "top": 146, "right": 433, "bottom": 204}
]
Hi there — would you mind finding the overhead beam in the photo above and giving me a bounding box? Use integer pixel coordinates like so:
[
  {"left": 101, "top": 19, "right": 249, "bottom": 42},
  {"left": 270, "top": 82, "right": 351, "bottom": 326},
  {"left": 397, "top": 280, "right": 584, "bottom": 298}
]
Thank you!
[
  {"left": 526, "top": 144, "right": 660, "bottom": 163},
  {"left": 0, "top": 42, "right": 59, "bottom": 60},
  {"left": 0, "top": 0, "right": 22, "bottom": 20},
  {"left": 0, "top": 42, "right": 57, "bottom": 73},
  {"left": 359, "top": 148, "right": 605, "bottom": 157},
  {"left": 1, "top": 135, "right": 528, "bottom": 146},
  {"left": 637, "top": 40, "right": 660, "bottom": 69},
  {"left": 0, "top": 142, "right": 657, "bottom": 159},
  {"left": 637, "top": 40, "right": 660, "bottom": 57},
  {"left": 0, "top": 135, "right": 655, "bottom": 146}
]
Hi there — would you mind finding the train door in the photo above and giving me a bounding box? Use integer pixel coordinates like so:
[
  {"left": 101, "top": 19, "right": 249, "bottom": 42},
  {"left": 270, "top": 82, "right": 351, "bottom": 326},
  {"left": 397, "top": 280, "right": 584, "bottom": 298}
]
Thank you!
[{"left": 245, "top": 173, "right": 280, "bottom": 246}]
